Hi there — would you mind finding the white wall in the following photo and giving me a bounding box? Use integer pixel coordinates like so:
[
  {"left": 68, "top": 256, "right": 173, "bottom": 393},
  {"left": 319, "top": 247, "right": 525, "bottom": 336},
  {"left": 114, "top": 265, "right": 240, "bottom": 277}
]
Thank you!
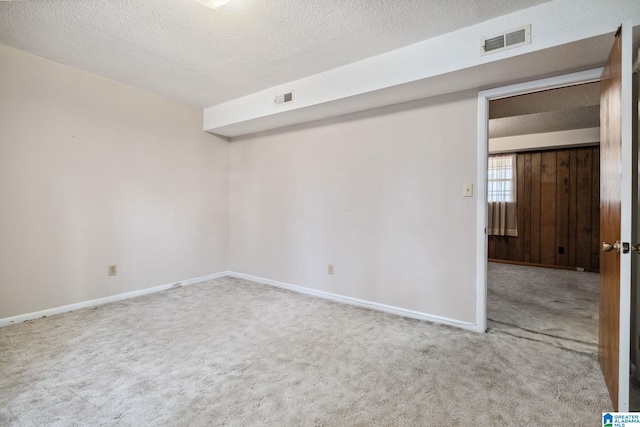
[
  {"left": 229, "top": 91, "right": 478, "bottom": 323},
  {"left": 0, "top": 44, "right": 229, "bottom": 319}
]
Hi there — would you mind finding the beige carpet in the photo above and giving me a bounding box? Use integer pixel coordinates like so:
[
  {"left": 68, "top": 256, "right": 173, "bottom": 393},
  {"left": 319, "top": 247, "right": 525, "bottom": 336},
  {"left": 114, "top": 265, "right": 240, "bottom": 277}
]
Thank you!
[
  {"left": 487, "top": 262, "right": 640, "bottom": 411},
  {"left": 1, "top": 276, "right": 611, "bottom": 426},
  {"left": 487, "top": 262, "right": 599, "bottom": 355}
]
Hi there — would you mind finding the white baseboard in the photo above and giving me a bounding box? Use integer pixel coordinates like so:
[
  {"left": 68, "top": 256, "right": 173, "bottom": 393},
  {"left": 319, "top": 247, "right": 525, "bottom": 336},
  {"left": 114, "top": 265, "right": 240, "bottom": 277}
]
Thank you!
[
  {"left": 2, "top": 270, "right": 477, "bottom": 332},
  {"left": 0, "top": 271, "right": 231, "bottom": 328},
  {"left": 228, "top": 272, "right": 477, "bottom": 331}
]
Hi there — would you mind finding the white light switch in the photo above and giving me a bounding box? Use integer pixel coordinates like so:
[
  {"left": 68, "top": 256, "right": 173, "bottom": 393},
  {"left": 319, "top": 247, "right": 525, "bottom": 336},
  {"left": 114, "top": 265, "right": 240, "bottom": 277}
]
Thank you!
[{"left": 463, "top": 183, "right": 473, "bottom": 197}]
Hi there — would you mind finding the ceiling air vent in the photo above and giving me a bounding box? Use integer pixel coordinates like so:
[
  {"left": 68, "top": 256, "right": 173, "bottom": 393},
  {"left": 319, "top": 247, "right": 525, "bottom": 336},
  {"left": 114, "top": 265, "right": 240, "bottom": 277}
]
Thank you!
[
  {"left": 274, "top": 90, "right": 294, "bottom": 107},
  {"left": 481, "top": 24, "right": 530, "bottom": 55}
]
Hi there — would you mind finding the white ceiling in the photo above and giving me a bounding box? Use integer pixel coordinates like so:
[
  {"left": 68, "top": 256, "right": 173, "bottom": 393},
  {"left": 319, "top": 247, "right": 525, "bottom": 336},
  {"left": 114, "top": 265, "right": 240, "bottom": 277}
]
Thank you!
[{"left": 0, "top": 0, "right": 549, "bottom": 108}]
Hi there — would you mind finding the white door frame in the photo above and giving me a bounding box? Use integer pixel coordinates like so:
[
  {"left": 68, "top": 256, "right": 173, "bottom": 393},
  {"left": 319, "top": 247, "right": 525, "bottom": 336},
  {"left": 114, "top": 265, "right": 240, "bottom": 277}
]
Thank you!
[
  {"left": 475, "top": 68, "right": 603, "bottom": 334},
  {"left": 617, "top": 21, "right": 634, "bottom": 411}
]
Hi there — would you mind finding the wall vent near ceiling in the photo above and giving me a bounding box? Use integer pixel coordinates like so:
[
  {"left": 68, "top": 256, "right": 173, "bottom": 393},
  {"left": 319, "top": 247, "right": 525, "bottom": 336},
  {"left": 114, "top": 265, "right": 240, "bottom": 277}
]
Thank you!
[
  {"left": 481, "top": 24, "right": 530, "bottom": 56},
  {"left": 274, "top": 90, "right": 295, "bottom": 107}
]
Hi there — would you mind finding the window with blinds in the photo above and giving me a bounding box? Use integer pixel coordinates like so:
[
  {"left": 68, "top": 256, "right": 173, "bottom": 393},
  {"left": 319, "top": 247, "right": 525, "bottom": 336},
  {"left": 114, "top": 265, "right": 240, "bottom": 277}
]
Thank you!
[{"left": 488, "top": 154, "right": 516, "bottom": 203}]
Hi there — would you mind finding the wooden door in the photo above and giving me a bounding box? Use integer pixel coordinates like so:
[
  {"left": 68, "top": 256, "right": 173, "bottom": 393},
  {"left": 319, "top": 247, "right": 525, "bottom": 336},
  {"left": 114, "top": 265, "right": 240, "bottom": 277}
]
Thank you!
[{"left": 598, "top": 24, "right": 633, "bottom": 411}]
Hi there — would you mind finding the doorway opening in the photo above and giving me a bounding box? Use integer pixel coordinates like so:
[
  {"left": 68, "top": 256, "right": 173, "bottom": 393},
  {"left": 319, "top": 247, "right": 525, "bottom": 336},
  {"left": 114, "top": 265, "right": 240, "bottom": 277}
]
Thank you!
[
  {"left": 475, "top": 69, "right": 609, "bottom": 382},
  {"left": 485, "top": 81, "right": 601, "bottom": 354},
  {"left": 477, "top": 25, "right": 639, "bottom": 412},
  {"left": 475, "top": 69, "right": 603, "bottom": 334},
  {"left": 477, "top": 60, "right": 638, "bottom": 411}
]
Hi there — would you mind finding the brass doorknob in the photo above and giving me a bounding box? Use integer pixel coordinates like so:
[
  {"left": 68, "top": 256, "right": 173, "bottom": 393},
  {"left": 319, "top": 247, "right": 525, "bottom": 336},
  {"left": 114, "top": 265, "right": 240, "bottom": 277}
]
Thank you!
[
  {"left": 631, "top": 244, "right": 640, "bottom": 254},
  {"left": 602, "top": 241, "right": 621, "bottom": 253}
]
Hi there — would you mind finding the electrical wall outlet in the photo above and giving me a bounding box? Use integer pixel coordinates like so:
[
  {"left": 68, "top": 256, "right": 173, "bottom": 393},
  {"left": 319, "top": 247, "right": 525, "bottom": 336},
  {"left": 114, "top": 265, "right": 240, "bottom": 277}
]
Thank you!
[
  {"left": 108, "top": 265, "right": 117, "bottom": 276},
  {"left": 328, "top": 264, "right": 334, "bottom": 275}
]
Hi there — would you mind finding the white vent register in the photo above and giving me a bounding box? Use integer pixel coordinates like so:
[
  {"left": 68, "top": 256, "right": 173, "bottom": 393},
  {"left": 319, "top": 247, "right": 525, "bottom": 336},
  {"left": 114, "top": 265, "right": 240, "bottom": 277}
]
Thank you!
[
  {"left": 274, "top": 90, "right": 294, "bottom": 107},
  {"left": 481, "top": 25, "right": 530, "bottom": 55}
]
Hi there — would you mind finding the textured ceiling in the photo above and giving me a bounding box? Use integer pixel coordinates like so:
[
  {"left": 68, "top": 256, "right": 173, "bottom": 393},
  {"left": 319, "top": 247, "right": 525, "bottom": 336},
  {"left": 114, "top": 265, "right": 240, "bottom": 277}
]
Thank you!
[
  {"left": 0, "top": 0, "right": 549, "bottom": 107},
  {"left": 489, "top": 106, "right": 600, "bottom": 138},
  {"left": 489, "top": 82, "right": 600, "bottom": 119},
  {"left": 489, "top": 82, "right": 600, "bottom": 138}
]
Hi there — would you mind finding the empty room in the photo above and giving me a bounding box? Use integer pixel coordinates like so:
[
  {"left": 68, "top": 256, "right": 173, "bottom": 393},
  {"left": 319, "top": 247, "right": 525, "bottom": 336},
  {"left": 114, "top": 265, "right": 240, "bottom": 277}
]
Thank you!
[{"left": 1, "top": 1, "right": 639, "bottom": 425}]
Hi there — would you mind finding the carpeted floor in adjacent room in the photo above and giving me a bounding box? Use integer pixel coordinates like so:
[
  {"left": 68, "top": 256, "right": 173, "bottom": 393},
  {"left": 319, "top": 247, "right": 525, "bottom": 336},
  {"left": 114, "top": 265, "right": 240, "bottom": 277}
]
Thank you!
[
  {"left": 0, "top": 274, "right": 611, "bottom": 426},
  {"left": 487, "top": 262, "right": 599, "bottom": 355}
]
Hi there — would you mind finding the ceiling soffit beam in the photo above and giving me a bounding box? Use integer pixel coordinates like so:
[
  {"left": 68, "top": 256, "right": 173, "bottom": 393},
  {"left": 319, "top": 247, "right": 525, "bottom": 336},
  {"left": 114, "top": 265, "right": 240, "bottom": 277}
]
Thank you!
[
  {"left": 489, "top": 127, "right": 600, "bottom": 153},
  {"left": 204, "top": 0, "right": 640, "bottom": 138}
]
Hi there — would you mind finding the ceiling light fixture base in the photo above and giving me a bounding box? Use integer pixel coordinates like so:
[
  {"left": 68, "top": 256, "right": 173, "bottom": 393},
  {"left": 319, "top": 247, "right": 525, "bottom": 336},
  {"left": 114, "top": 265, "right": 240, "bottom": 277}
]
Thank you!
[{"left": 194, "top": 0, "right": 232, "bottom": 10}]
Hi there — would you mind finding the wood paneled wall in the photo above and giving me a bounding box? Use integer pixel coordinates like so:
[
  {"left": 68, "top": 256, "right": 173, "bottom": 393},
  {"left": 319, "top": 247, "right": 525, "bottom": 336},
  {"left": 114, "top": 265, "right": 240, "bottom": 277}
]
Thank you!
[{"left": 488, "top": 146, "right": 600, "bottom": 272}]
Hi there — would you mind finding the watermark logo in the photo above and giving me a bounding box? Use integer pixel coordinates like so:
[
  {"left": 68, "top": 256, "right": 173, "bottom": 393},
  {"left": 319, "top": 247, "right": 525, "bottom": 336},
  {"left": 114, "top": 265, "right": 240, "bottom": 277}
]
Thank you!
[
  {"left": 604, "top": 413, "right": 613, "bottom": 427},
  {"left": 603, "top": 412, "right": 640, "bottom": 426}
]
